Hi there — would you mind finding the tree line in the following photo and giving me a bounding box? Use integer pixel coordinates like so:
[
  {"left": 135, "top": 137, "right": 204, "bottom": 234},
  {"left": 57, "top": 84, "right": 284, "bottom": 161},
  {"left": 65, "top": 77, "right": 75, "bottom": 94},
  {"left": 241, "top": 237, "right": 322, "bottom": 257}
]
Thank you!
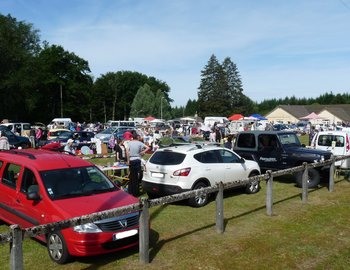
[{"left": 1, "top": 13, "right": 348, "bottom": 124}]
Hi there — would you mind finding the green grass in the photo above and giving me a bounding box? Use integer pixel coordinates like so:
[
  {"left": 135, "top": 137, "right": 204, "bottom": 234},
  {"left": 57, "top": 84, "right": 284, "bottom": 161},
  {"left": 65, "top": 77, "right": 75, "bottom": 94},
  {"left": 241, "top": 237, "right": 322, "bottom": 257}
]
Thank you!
[
  {"left": 1, "top": 173, "right": 350, "bottom": 269},
  {"left": 1, "top": 137, "right": 348, "bottom": 269}
]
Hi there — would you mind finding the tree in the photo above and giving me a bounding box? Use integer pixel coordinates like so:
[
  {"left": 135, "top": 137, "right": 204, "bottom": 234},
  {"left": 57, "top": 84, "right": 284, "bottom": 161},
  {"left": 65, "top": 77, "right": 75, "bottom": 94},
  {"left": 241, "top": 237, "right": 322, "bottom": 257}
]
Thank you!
[
  {"left": 35, "top": 44, "right": 92, "bottom": 122},
  {"left": 130, "top": 84, "right": 155, "bottom": 118},
  {"left": 92, "top": 71, "right": 171, "bottom": 122},
  {"left": 198, "top": 54, "right": 246, "bottom": 117},
  {"left": 0, "top": 14, "right": 41, "bottom": 121},
  {"left": 198, "top": 54, "right": 228, "bottom": 116},
  {"left": 184, "top": 99, "right": 198, "bottom": 116},
  {"left": 222, "top": 57, "right": 244, "bottom": 108},
  {"left": 153, "top": 90, "right": 171, "bottom": 120}
]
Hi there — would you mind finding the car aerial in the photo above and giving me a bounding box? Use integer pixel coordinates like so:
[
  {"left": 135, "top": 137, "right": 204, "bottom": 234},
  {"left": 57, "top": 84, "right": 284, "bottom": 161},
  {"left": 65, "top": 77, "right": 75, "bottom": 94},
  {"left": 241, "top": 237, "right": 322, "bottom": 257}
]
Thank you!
[
  {"left": 0, "top": 149, "right": 139, "bottom": 264},
  {"left": 233, "top": 130, "right": 332, "bottom": 188},
  {"left": 0, "top": 126, "right": 31, "bottom": 149},
  {"left": 142, "top": 144, "right": 261, "bottom": 207}
]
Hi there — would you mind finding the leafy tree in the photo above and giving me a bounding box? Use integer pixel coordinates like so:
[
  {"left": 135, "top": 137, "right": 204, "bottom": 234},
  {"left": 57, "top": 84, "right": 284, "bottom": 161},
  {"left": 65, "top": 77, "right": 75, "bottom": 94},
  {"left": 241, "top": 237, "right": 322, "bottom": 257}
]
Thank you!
[
  {"left": 35, "top": 44, "right": 92, "bottom": 122},
  {"left": 0, "top": 14, "right": 41, "bottom": 121},
  {"left": 91, "top": 71, "right": 171, "bottom": 122},
  {"left": 170, "top": 106, "right": 185, "bottom": 118},
  {"left": 153, "top": 90, "right": 171, "bottom": 120},
  {"left": 184, "top": 99, "right": 198, "bottom": 116},
  {"left": 130, "top": 84, "right": 155, "bottom": 118}
]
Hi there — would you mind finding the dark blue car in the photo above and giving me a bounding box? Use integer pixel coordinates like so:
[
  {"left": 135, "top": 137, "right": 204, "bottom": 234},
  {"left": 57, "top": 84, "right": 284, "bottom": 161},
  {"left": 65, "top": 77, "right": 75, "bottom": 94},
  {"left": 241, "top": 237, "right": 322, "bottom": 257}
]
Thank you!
[{"left": 0, "top": 126, "right": 31, "bottom": 148}]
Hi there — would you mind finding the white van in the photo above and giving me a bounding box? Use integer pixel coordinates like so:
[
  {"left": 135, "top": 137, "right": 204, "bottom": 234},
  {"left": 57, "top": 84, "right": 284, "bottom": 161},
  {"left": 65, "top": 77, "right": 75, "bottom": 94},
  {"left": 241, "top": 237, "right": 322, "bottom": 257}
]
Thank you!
[
  {"left": 311, "top": 131, "right": 350, "bottom": 169},
  {"left": 204, "top": 116, "right": 229, "bottom": 127},
  {"left": 47, "top": 118, "right": 72, "bottom": 129},
  {"left": 1, "top": 122, "right": 31, "bottom": 137},
  {"left": 106, "top": 120, "right": 135, "bottom": 128}
]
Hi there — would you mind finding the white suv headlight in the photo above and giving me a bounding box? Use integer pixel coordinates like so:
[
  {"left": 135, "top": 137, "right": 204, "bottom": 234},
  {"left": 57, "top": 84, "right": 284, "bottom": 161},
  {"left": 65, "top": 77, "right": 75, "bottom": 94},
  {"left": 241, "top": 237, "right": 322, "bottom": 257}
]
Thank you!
[{"left": 73, "top": 223, "right": 102, "bottom": 233}]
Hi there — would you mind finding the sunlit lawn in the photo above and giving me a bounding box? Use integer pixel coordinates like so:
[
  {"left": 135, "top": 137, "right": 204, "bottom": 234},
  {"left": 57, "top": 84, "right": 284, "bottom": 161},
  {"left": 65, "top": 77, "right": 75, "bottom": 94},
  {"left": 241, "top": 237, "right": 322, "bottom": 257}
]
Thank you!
[{"left": 2, "top": 135, "right": 349, "bottom": 269}]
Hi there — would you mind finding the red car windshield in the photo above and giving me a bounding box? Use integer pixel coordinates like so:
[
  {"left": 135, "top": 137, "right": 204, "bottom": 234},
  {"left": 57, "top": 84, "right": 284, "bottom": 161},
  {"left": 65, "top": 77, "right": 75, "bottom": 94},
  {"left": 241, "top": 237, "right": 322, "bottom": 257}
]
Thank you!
[{"left": 40, "top": 166, "right": 117, "bottom": 200}]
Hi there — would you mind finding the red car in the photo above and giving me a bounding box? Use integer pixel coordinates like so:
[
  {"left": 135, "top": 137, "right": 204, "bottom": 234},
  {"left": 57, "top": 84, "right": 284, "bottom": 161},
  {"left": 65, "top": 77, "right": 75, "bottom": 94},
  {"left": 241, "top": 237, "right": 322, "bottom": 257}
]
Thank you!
[{"left": 0, "top": 149, "right": 139, "bottom": 264}]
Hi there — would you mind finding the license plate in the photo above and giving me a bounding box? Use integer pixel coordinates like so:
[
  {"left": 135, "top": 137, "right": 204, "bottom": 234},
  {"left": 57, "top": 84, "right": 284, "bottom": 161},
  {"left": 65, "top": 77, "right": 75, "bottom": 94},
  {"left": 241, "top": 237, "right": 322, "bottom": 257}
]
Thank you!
[
  {"left": 113, "top": 229, "right": 138, "bottom": 240},
  {"left": 151, "top": 172, "right": 164, "bottom": 178}
]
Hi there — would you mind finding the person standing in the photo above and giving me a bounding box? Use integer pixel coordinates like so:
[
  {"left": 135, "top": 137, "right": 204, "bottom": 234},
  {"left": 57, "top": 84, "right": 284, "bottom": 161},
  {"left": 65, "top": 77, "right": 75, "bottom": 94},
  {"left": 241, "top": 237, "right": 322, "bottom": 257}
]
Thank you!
[
  {"left": 0, "top": 131, "right": 10, "bottom": 150},
  {"left": 35, "top": 128, "right": 43, "bottom": 147},
  {"left": 126, "top": 133, "right": 150, "bottom": 197}
]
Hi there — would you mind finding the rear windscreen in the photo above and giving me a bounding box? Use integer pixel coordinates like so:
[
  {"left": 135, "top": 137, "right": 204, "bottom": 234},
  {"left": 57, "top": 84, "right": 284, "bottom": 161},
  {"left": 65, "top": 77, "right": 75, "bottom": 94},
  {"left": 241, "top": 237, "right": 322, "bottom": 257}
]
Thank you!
[
  {"left": 318, "top": 135, "right": 344, "bottom": 147},
  {"left": 149, "top": 151, "right": 186, "bottom": 165}
]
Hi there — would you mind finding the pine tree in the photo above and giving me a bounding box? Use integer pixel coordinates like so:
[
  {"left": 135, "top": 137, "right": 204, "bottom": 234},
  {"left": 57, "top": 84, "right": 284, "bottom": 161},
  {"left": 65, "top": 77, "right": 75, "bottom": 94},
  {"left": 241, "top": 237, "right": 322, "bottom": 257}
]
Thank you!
[
  {"left": 198, "top": 54, "right": 230, "bottom": 116},
  {"left": 222, "top": 57, "right": 244, "bottom": 108}
]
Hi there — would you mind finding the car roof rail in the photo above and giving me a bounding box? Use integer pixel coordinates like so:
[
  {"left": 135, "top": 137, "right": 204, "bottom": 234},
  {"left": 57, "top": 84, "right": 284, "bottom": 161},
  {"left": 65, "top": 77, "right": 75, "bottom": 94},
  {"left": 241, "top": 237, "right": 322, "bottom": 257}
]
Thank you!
[
  {"left": 194, "top": 144, "right": 203, "bottom": 149},
  {"left": 2, "top": 150, "right": 36, "bottom": 160}
]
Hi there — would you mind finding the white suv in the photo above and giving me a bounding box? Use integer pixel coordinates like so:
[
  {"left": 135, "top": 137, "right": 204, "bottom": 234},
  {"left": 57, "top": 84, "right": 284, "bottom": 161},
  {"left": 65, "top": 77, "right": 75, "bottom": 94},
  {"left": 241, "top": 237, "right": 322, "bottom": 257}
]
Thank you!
[{"left": 142, "top": 144, "right": 261, "bottom": 207}]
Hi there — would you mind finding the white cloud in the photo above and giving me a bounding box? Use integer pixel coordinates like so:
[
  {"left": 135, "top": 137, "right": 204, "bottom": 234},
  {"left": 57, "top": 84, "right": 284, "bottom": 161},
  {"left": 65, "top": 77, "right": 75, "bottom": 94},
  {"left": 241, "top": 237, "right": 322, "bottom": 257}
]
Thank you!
[{"left": 1, "top": 0, "right": 350, "bottom": 106}]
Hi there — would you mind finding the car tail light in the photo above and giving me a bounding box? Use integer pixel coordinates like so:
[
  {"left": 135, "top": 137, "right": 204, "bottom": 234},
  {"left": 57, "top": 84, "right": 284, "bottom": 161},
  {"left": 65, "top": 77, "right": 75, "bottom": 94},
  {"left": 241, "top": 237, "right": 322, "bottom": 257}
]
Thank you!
[{"left": 173, "top": 167, "right": 191, "bottom": 176}]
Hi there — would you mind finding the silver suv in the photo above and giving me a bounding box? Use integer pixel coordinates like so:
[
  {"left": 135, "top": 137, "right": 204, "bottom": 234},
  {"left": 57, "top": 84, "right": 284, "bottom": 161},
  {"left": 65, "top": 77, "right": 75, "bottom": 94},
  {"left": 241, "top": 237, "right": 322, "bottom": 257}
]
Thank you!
[{"left": 142, "top": 144, "right": 261, "bottom": 207}]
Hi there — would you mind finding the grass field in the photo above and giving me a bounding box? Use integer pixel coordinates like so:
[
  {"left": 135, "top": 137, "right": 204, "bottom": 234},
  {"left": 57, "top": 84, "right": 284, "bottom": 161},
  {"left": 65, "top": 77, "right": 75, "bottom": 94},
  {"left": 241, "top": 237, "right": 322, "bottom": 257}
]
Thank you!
[
  {"left": 2, "top": 135, "right": 350, "bottom": 269},
  {"left": 1, "top": 172, "right": 350, "bottom": 269}
]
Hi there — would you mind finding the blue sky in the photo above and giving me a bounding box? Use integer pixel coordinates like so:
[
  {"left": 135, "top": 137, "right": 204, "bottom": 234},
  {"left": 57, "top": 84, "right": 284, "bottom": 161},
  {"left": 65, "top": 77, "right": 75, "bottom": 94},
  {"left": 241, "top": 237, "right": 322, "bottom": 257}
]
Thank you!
[{"left": 1, "top": 0, "right": 350, "bottom": 107}]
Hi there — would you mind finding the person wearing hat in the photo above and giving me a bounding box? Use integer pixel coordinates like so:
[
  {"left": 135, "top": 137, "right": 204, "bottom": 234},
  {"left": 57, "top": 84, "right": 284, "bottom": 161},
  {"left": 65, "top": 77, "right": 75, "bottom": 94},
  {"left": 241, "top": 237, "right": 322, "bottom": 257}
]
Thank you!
[{"left": 63, "top": 138, "right": 75, "bottom": 154}]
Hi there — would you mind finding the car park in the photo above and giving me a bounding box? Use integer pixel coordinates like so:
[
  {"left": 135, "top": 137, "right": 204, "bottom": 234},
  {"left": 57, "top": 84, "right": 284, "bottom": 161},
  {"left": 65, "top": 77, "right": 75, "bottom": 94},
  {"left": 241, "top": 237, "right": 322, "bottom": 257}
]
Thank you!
[
  {"left": 142, "top": 144, "right": 261, "bottom": 207},
  {"left": 233, "top": 130, "right": 332, "bottom": 188},
  {"left": 0, "top": 149, "right": 139, "bottom": 264},
  {"left": 0, "top": 126, "right": 31, "bottom": 149}
]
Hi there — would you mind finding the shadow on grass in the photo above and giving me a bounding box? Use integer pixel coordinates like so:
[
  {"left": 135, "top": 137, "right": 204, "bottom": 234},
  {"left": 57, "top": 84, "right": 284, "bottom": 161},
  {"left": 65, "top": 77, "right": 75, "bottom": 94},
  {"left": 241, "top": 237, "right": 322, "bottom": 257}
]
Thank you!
[
  {"left": 147, "top": 177, "right": 346, "bottom": 262},
  {"left": 59, "top": 177, "right": 348, "bottom": 267}
]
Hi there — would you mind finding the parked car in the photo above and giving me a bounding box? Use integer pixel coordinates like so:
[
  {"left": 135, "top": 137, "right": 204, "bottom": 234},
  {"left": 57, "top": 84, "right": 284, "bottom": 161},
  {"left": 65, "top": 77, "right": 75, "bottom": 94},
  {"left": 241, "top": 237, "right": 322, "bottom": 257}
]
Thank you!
[
  {"left": 43, "top": 131, "right": 95, "bottom": 150},
  {"left": 0, "top": 149, "right": 139, "bottom": 264},
  {"left": 233, "top": 131, "right": 332, "bottom": 188},
  {"left": 95, "top": 127, "right": 136, "bottom": 145},
  {"left": 142, "top": 144, "right": 261, "bottom": 207},
  {"left": 46, "top": 128, "right": 70, "bottom": 141},
  {"left": 0, "top": 126, "right": 31, "bottom": 148},
  {"left": 1, "top": 122, "right": 31, "bottom": 137},
  {"left": 273, "top": 123, "right": 289, "bottom": 131},
  {"left": 113, "top": 127, "right": 136, "bottom": 141},
  {"left": 311, "top": 130, "right": 350, "bottom": 169}
]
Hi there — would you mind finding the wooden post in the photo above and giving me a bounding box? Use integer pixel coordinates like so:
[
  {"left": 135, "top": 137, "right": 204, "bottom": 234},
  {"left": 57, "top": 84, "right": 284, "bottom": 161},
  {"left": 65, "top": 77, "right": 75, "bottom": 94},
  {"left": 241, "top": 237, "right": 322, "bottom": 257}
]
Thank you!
[
  {"left": 302, "top": 163, "right": 308, "bottom": 204},
  {"left": 266, "top": 171, "right": 273, "bottom": 216},
  {"left": 139, "top": 198, "right": 150, "bottom": 264},
  {"left": 10, "top": 224, "right": 23, "bottom": 270},
  {"left": 215, "top": 182, "right": 224, "bottom": 234},
  {"left": 329, "top": 157, "right": 335, "bottom": 192}
]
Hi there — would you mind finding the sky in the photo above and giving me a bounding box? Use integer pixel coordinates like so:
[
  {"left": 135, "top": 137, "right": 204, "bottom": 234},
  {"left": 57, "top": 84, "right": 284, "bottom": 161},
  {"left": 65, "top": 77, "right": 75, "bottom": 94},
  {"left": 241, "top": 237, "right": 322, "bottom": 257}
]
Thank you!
[{"left": 1, "top": 0, "right": 350, "bottom": 107}]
